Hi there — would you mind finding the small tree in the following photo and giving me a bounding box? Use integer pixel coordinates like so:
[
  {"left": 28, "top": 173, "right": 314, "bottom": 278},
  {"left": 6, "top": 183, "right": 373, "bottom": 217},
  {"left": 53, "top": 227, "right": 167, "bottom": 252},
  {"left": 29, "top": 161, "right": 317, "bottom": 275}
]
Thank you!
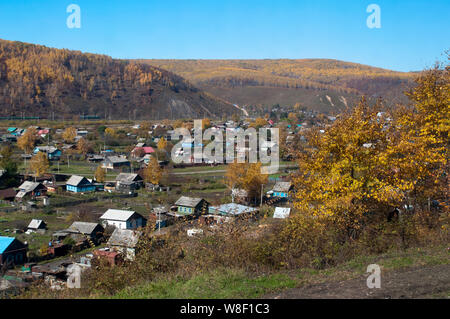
[
  {"left": 30, "top": 151, "right": 49, "bottom": 178},
  {"left": 157, "top": 137, "right": 168, "bottom": 151},
  {"left": 0, "top": 146, "right": 18, "bottom": 188},
  {"left": 63, "top": 127, "right": 77, "bottom": 143},
  {"left": 143, "top": 156, "right": 163, "bottom": 185},
  {"left": 17, "top": 127, "right": 37, "bottom": 153},
  {"left": 94, "top": 165, "right": 106, "bottom": 183},
  {"left": 77, "top": 138, "right": 91, "bottom": 155}
]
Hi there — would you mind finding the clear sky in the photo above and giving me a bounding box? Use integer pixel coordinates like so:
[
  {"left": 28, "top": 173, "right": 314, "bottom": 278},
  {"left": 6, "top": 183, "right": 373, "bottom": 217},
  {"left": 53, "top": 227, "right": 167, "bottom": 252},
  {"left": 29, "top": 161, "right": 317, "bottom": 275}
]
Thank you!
[{"left": 0, "top": 0, "right": 448, "bottom": 72}]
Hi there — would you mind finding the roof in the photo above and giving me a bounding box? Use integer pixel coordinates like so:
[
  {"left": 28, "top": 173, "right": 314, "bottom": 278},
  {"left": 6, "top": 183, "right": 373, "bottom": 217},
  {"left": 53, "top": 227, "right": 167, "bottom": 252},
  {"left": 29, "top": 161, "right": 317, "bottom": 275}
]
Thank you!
[
  {"left": 66, "top": 222, "right": 102, "bottom": 235},
  {"left": 210, "top": 203, "right": 258, "bottom": 216},
  {"left": 28, "top": 219, "right": 46, "bottom": 229},
  {"left": 0, "top": 236, "right": 15, "bottom": 254},
  {"left": 108, "top": 229, "right": 142, "bottom": 248},
  {"left": 100, "top": 209, "right": 138, "bottom": 221},
  {"left": 116, "top": 173, "right": 141, "bottom": 183},
  {"left": 175, "top": 196, "right": 204, "bottom": 208},
  {"left": 66, "top": 175, "right": 90, "bottom": 186},
  {"left": 133, "top": 146, "right": 155, "bottom": 154},
  {"left": 35, "top": 146, "right": 59, "bottom": 153},
  {"left": 273, "top": 207, "right": 291, "bottom": 219},
  {"left": 104, "top": 156, "right": 129, "bottom": 164},
  {"left": 18, "top": 181, "right": 43, "bottom": 192},
  {"left": 272, "top": 182, "right": 292, "bottom": 193}
]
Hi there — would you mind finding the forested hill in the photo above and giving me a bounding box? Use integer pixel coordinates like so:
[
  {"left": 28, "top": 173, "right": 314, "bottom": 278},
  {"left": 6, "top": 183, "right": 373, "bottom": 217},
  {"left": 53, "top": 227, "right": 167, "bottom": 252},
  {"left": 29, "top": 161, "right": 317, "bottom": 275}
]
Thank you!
[
  {"left": 139, "top": 59, "right": 416, "bottom": 113},
  {"left": 0, "top": 39, "right": 238, "bottom": 120}
]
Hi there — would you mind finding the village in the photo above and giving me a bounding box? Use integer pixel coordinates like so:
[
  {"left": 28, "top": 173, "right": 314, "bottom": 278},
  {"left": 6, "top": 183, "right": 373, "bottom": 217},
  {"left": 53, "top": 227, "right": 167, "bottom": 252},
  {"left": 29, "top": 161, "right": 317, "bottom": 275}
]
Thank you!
[{"left": 0, "top": 111, "right": 332, "bottom": 296}]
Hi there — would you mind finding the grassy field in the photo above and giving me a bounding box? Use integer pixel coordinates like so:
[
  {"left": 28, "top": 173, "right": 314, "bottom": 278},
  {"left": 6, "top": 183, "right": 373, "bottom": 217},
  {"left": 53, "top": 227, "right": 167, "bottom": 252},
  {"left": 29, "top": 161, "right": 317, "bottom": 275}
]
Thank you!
[{"left": 109, "top": 245, "right": 449, "bottom": 299}]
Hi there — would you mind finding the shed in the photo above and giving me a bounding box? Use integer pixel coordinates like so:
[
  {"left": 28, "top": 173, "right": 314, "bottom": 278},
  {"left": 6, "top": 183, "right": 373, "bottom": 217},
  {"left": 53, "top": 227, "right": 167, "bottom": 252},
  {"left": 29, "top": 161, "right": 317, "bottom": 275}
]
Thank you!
[{"left": 107, "top": 229, "right": 142, "bottom": 260}]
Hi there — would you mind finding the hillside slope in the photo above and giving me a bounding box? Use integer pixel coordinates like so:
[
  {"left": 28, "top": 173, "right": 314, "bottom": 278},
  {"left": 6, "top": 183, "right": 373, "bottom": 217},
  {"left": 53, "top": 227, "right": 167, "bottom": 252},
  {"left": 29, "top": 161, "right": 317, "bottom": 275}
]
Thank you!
[
  {"left": 0, "top": 40, "right": 238, "bottom": 120},
  {"left": 139, "top": 59, "right": 416, "bottom": 113}
]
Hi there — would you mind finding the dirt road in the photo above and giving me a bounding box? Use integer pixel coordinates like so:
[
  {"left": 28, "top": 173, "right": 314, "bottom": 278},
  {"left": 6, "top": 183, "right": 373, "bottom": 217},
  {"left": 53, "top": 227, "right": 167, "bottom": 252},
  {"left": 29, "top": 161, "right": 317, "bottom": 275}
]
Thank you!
[{"left": 265, "top": 264, "right": 450, "bottom": 299}]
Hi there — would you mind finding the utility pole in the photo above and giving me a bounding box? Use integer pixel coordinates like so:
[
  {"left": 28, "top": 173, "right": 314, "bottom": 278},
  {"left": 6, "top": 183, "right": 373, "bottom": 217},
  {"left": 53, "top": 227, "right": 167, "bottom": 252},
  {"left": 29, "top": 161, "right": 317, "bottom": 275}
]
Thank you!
[{"left": 260, "top": 184, "right": 264, "bottom": 207}]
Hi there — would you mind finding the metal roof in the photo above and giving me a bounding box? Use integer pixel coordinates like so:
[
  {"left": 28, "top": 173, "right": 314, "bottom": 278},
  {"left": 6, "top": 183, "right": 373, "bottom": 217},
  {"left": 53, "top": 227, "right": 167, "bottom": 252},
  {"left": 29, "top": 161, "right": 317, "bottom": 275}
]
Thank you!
[
  {"left": 273, "top": 207, "right": 291, "bottom": 219},
  {"left": 116, "top": 173, "right": 141, "bottom": 183},
  {"left": 66, "top": 175, "right": 90, "bottom": 186},
  {"left": 67, "top": 222, "right": 103, "bottom": 235},
  {"left": 108, "top": 229, "right": 142, "bottom": 248},
  {"left": 104, "top": 156, "right": 129, "bottom": 164},
  {"left": 100, "top": 209, "right": 138, "bottom": 221},
  {"left": 28, "top": 219, "right": 46, "bottom": 229},
  {"left": 272, "top": 182, "right": 292, "bottom": 192},
  {"left": 175, "top": 196, "right": 204, "bottom": 208},
  {"left": 18, "top": 181, "right": 42, "bottom": 192},
  {"left": 0, "top": 236, "right": 15, "bottom": 254},
  {"left": 210, "top": 203, "right": 258, "bottom": 216}
]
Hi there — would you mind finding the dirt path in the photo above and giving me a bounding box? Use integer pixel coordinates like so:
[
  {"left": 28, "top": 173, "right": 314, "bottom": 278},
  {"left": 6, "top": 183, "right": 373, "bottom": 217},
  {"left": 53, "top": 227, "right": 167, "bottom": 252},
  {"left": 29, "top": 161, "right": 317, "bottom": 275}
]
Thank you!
[{"left": 265, "top": 264, "right": 450, "bottom": 299}]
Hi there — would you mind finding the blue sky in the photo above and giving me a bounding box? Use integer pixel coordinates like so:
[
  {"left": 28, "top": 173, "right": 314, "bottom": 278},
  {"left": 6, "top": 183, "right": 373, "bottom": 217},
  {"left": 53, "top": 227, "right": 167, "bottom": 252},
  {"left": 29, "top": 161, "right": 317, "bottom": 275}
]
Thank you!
[{"left": 0, "top": 0, "right": 448, "bottom": 72}]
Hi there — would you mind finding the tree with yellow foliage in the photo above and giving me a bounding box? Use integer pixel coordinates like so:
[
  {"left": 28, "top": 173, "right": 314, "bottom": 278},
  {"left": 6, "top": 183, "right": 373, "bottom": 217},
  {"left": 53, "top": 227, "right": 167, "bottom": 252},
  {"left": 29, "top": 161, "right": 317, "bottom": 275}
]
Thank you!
[
  {"left": 157, "top": 137, "right": 168, "bottom": 151},
  {"left": 104, "top": 127, "right": 116, "bottom": 138},
  {"left": 30, "top": 151, "right": 49, "bottom": 178},
  {"left": 77, "top": 138, "right": 91, "bottom": 155},
  {"left": 143, "top": 156, "right": 163, "bottom": 185},
  {"left": 62, "top": 127, "right": 77, "bottom": 143},
  {"left": 292, "top": 59, "right": 449, "bottom": 232},
  {"left": 293, "top": 98, "right": 399, "bottom": 230},
  {"left": 202, "top": 118, "right": 211, "bottom": 130},
  {"left": 225, "top": 162, "right": 268, "bottom": 204},
  {"left": 17, "top": 127, "right": 37, "bottom": 153},
  {"left": 287, "top": 112, "right": 298, "bottom": 124},
  {"left": 250, "top": 118, "right": 267, "bottom": 129},
  {"left": 94, "top": 165, "right": 106, "bottom": 183}
]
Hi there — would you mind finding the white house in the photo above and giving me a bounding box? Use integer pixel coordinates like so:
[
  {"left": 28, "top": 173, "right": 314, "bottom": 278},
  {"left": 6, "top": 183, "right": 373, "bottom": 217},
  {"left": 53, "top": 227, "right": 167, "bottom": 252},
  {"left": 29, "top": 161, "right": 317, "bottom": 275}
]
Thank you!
[{"left": 99, "top": 209, "right": 146, "bottom": 230}]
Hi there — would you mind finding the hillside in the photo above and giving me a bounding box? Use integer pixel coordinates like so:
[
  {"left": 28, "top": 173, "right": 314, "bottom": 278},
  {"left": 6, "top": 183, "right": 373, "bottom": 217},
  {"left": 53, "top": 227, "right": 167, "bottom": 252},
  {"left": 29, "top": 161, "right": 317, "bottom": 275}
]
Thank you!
[
  {"left": 0, "top": 39, "right": 238, "bottom": 120},
  {"left": 138, "top": 59, "right": 416, "bottom": 113}
]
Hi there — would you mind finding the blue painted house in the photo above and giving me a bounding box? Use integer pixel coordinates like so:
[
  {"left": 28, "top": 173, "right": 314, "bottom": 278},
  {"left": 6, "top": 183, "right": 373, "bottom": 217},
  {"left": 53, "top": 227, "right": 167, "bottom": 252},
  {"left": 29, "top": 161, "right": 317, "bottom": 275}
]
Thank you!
[
  {"left": 269, "top": 182, "right": 292, "bottom": 198},
  {"left": 33, "top": 146, "right": 62, "bottom": 160},
  {"left": 174, "top": 196, "right": 209, "bottom": 216},
  {"left": 66, "top": 175, "right": 96, "bottom": 193}
]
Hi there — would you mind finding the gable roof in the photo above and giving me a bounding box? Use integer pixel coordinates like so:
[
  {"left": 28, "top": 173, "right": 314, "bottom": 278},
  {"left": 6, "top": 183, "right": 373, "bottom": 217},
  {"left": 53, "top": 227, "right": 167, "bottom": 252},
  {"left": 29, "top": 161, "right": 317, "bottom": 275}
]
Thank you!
[
  {"left": 175, "top": 196, "right": 204, "bottom": 208},
  {"left": 66, "top": 175, "right": 91, "bottom": 187},
  {"left": 108, "top": 229, "right": 142, "bottom": 248},
  {"left": 0, "top": 236, "right": 15, "bottom": 254},
  {"left": 272, "top": 182, "right": 292, "bottom": 193},
  {"left": 66, "top": 222, "right": 103, "bottom": 235},
  {"left": 116, "top": 173, "right": 142, "bottom": 183},
  {"left": 35, "top": 146, "right": 59, "bottom": 154},
  {"left": 104, "top": 156, "right": 129, "bottom": 164},
  {"left": 100, "top": 209, "right": 139, "bottom": 221},
  {"left": 28, "top": 219, "right": 46, "bottom": 229},
  {"left": 18, "top": 181, "right": 44, "bottom": 193}
]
